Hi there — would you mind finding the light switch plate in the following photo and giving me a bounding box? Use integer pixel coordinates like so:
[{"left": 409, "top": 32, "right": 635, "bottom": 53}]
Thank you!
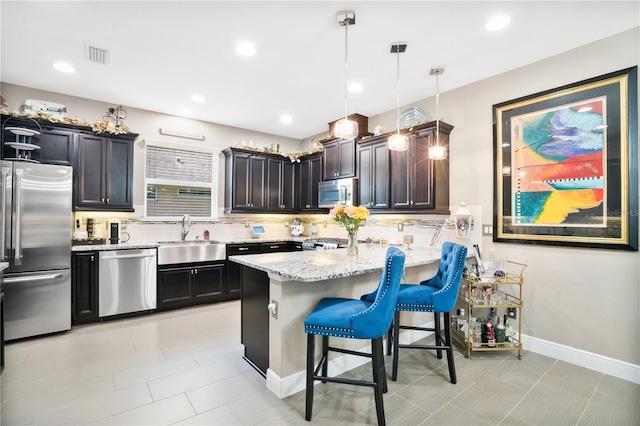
[{"left": 482, "top": 224, "right": 493, "bottom": 235}]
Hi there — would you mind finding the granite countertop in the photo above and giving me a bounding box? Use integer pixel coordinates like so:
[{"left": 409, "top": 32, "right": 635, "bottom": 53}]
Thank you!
[
  {"left": 210, "top": 237, "right": 306, "bottom": 244},
  {"left": 229, "top": 245, "right": 442, "bottom": 282},
  {"left": 70, "top": 238, "right": 305, "bottom": 251}
]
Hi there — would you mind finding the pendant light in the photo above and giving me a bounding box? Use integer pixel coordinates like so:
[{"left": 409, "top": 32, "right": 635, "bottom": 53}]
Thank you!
[
  {"left": 334, "top": 11, "right": 358, "bottom": 139},
  {"left": 388, "top": 43, "right": 408, "bottom": 151},
  {"left": 428, "top": 66, "right": 447, "bottom": 160}
]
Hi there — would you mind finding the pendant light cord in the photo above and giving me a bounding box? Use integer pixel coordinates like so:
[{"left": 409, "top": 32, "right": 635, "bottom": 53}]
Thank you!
[
  {"left": 436, "top": 71, "right": 440, "bottom": 145},
  {"left": 343, "top": 20, "right": 350, "bottom": 120},
  {"left": 396, "top": 46, "right": 401, "bottom": 135}
]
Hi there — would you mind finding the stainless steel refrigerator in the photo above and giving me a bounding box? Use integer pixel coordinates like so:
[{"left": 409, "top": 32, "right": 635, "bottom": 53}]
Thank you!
[{"left": 1, "top": 161, "right": 72, "bottom": 340}]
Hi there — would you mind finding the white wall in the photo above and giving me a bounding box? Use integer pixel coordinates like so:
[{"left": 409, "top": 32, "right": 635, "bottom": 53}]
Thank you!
[{"left": 368, "top": 27, "right": 640, "bottom": 366}]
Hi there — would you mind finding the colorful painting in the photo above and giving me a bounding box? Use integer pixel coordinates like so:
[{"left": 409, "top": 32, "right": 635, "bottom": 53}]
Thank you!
[
  {"left": 512, "top": 98, "right": 606, "bottom": 226},
  {"left": 493, "top": 67, "right": 637, "bottom": 251}
]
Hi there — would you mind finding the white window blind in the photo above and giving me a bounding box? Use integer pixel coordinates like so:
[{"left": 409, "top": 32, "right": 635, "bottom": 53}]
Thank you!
[{"left": 144, "top": 140, "right": 218, "bottom": 219}]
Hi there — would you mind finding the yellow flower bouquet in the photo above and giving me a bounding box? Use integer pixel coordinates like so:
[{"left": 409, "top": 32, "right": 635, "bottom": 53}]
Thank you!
[{"left": 329, "top": 205, "right": 369, "bottom": 255}]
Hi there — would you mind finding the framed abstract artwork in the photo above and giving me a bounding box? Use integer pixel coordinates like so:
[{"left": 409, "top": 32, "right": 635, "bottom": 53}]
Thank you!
[{"left": 493, "top": 67, "right": 638, "bottom": 251}]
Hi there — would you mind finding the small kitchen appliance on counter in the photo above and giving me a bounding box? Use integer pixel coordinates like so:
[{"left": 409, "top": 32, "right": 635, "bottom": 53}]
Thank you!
[
  {"left": 290, "top": 224, "right": 304, "bottom": 237},
  {"left": 109, "top": 219, "right": 121, "bottom": 244},
  {"left": 251, "top": 225, "right": 266, "bottom": 238}
]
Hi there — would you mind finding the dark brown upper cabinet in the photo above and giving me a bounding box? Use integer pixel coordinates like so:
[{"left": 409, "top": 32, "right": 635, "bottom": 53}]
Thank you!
[
  {"left": 357, "top": 137, "right": 390, "bottom": 209},
  {"left": 321, "top": 138, "right": 356, "bottom": 180},
  {"left": 389, "top": 121, "right": 453, "bottom": 214},
  {"left": 266, "top": 157, "right": 295, "bottom": 212},
  {"left": 297, "top": 152, "right": 323, "bottom": 211},
  {"left": 74, "top": 133, "right": 135, "bottom": 211}
]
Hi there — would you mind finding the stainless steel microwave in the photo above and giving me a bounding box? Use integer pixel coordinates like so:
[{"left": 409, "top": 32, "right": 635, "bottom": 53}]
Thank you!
[{"left": 318, "top": 178, "right": 358, "bottom": 208}]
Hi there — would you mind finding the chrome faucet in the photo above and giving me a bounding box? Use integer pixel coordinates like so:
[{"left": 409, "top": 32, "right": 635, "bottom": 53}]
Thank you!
[{"left": 181, "top": 214, "right": 192, "bottom": 241}]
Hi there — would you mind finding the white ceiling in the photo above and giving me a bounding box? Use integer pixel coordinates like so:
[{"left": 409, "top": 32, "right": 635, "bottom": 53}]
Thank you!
[{"left": 1, "top": 1, "right": 638, "bottom": 140}]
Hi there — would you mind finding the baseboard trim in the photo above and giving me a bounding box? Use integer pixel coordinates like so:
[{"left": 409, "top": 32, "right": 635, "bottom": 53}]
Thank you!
[
  {"left": 523, "top": 334, "right": 640, "bottom": 384},
  {"left": 266, "top": 324, "right": 640, "bottom": 398},
  {"left": 266, "top": 320, "right": 436, "bottom": 399}
]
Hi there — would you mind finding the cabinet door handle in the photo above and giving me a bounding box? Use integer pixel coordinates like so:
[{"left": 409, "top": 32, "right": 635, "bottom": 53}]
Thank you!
[
  {"left": 239, "top": 247, "right": 249, "bottom": 251},
  {"left": 194, "top": 269, "right": 198, "bottom": 274},
  {"left": 91, "top": 255, "right": 94, "bottom": 262},
  {"left": 106, "top": 198, "right": 110, "bottom": 203}
]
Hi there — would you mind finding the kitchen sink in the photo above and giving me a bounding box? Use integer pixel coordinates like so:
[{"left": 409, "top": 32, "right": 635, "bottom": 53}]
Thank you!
[{"left": 157, "top": 241, "right": 226, "bottom": 265}]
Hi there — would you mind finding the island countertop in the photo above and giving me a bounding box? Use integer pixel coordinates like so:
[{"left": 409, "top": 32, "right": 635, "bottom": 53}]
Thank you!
[{"left": 229, "top": 245, "right": 442, "bottom": 282}]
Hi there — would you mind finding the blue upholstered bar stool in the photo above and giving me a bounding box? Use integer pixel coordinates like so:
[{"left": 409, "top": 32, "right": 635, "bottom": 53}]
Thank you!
[
  {"left": 363, "top": 241, "right": 467, "bottom": 384},
  {"left": 304, "top": 247, "right": 405, "bottom": 426}
]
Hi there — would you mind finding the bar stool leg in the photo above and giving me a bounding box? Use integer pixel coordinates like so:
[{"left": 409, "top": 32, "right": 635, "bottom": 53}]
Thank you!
[
  {"left": 391, "top": 311, "right": 400, "bottom": 381},
  {"left": 305, "top": 333, "right": 315, "bottom": 421},
  {"left": 371, "top": 337, "right": 386, "bottom": 426},
  {"left": 321, "top": 335, "right": 329, "bottom": 382},
  {"left": 434, "top": 312, "right": 443, "bottom": 359},
  {"left": 444, "top": 312, "right": 457, "bottom": 384}
]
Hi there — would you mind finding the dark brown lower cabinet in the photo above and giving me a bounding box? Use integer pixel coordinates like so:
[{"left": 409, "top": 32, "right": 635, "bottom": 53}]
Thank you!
[
  {"left": 240, "top": 265, "right": 270, "bottom": 375},
  {"left": 71, "top": 251, "right": 99, "bottom": 324},
  {"left": 231, "top": 241, "right": 303, "bottom": 375},
  {"left": 157, "top": 261, "right": 227, "bottom": 310}
]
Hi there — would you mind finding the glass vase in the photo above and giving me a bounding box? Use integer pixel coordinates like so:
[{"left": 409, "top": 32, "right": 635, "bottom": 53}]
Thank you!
[{"left": 347, "top": 231, "right": 358, "bottom": 257}]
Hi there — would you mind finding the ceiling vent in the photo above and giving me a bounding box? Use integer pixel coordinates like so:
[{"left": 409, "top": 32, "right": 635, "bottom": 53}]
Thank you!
[{"left": 85, "top": 44, "right": 110, "bottom": 65}]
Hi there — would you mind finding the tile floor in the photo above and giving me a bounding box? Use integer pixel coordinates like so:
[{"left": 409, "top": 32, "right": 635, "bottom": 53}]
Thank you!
[{"left": 1, "top": 301, "right": 638, "bottom": 425}]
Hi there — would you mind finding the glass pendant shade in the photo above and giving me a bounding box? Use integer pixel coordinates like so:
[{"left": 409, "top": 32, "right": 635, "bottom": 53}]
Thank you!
[
  {"left": 334, "top": 118, "right": 359, "bottom": 139},
  {"left": 388, "top": 133, "right": 408, "bottom": 151},
  {"left": 428, "top": 145, "right": 447, "bottom": 160}
]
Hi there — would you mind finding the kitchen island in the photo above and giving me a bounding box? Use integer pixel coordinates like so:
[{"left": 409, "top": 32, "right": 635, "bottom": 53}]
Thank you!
[{"left": 230, "top": 244, "right": 444, "bottom": 398}]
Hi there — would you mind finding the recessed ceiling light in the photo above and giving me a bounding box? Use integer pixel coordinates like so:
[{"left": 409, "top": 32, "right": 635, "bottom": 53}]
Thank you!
[
  {"left": 53, "top": 62, "right": 75, "bottom": 73},
  {"left": 280, "top": 115, "right": 293, "bottom": 124},
  {"left": 235, "top": 43, "right": 256, "bottom": 56},
  {"left": 191, "top": 94, "right": 206, "bottom": 103},
  {"left": 486, "top": 15, "right": 511, "bottom": 31},
  {"left": 348, "top": 82, "right": 363, "bottom": 93}
]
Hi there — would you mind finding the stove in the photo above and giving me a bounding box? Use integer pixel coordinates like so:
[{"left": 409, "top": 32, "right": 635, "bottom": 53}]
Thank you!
[{"left": 302, "top": 238, "right": 348, "bottom": 251}]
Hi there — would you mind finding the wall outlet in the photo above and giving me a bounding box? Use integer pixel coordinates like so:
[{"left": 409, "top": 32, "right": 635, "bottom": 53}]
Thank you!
[{"left": 397, "top": 222, "right": 404, "bottom": 232}]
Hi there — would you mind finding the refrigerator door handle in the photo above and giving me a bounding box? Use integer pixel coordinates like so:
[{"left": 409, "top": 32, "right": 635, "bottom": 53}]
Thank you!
[
  {"left": 4, "top": 273, "right": 64, "bottom": 284},
  {"left": 13, "top": 169, "right": 23, "bottom": 265},
  {"left": 0, "top": 166, "right": 7, "bottom": 262}
]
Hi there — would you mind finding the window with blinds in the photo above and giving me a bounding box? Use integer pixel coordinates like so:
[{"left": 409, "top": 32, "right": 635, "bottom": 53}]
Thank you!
[{"left": 144, "top": 141, "right": 218, "bottom": 219}]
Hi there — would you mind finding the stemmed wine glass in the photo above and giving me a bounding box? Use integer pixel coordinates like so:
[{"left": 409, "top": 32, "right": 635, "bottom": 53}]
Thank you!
[{"left": 403, "top": 234, "right": 414, "bottom": 250}]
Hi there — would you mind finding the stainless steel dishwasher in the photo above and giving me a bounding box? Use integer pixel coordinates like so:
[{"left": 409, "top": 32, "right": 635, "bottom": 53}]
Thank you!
[{"left": 99, "top": 249, "right": 157, "bottom": 318}]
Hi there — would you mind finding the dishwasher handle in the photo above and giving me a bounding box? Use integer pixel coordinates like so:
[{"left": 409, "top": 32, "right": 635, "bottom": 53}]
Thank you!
[{"left": 100, "top": 251, "right": 156, "bottom": 260}]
